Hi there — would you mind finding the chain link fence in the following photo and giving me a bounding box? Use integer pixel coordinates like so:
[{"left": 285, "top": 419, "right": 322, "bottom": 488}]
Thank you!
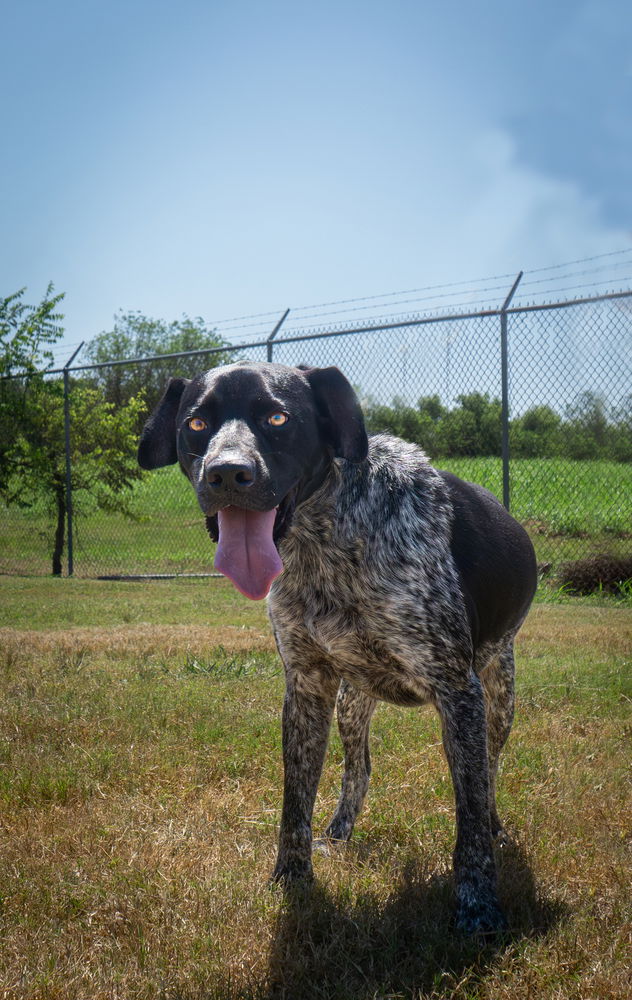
[{"left": 1, "top": 288, "right": 631, "bottom": 582}]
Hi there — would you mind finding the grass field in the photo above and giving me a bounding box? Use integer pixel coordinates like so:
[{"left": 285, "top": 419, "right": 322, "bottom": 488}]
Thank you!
[
  {"left": 0, "top": 576, "right": 630, "bottom": 999},
  {"left": 1, "top": 456, "right": 631, "bottom": 578}
]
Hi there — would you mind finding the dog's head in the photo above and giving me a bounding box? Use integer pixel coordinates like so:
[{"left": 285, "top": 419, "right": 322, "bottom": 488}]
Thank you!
[{"left": 138, "top": 361, "right": 368, "bottom": 599}]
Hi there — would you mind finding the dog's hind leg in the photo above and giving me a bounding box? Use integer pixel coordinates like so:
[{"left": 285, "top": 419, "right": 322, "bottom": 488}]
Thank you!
[
  {"left": 479, "top": 639, "right": 516, "bottom": 839},
  {"left": 323, "top": 680, "right": 377, "bottom": 844},
  {"left": 436, "top": 671, "right": 507, "bottom": 933}
]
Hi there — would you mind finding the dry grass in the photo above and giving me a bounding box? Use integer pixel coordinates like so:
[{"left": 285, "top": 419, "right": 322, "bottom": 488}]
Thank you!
[
  {"left": 0, "top": 623, "right": 276, "bottom": 657},
  {"left": 0, "top": 594, "right": 630, "bottom": 999}
]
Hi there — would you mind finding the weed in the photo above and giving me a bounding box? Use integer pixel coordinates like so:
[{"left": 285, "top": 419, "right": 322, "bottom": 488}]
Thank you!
[
  {"left": 54, "top": 644, "right": 88, "bottom": 674},
  {"left": 556, "top": 553, "right": 632, "bottom": 596},
  {"left": 182, "top": 647, "right": 281, "bottom": 679}
]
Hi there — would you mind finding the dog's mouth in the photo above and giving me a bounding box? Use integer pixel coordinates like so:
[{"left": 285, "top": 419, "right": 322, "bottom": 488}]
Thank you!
[{"left": 205, "top": 492, "right": 296, "bottom": 601}]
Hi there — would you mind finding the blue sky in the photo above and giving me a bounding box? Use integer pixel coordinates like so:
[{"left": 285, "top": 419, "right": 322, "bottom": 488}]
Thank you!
[{"left": 2, "top": 0, "right": 631, "bottom": 361}]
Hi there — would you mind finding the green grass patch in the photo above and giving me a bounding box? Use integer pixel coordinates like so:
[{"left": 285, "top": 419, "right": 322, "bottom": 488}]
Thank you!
[
  {"left": 0, "top": 573, "right": 630, "bottom": 641},
  {"left": 2, "top": 457, "right": 631, "bottom": 577},
  {"left": 440, "top": 456, "right": 632, "bottom": 562},
  {"left": 0, "top": 575, "right": 268, "bottom": 630}
]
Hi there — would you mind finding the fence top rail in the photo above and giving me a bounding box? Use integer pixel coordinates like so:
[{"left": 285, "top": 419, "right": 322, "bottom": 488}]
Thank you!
[{"left": 3, "top": 287, "right": 631, "bottom": 381}]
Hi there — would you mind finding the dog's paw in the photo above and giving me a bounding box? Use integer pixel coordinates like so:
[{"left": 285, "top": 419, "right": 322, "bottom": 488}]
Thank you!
[
  {"left": 270, "top": 858, "right": 314, "bottom": 886},
  {"left": 314, "top": 829, "right": 351, "bottom": 856},
  {"left": 492, "top": 827, "right": 510, "bottom": 848},
  {"left": 323, "top": 818, "right": 353, "bottom": 843},
  {"left": 455, "top": 896, "right": 508, "bottom": 937}
]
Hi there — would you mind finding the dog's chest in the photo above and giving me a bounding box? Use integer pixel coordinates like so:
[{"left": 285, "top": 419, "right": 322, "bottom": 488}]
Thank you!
[
  {"left": 269, "top": 573, "right": 445, "bottom": 706},
  {"left": 304, "top": 604, "right": 377, "bottom": 661},
  {"left": 269, "top": 471, "right": 471, "bottom": 702}
]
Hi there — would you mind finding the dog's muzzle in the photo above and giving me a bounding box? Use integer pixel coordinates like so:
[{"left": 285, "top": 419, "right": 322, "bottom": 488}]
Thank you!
[{"left": 204, "top": 457, "right": 257, "bottom": 492}]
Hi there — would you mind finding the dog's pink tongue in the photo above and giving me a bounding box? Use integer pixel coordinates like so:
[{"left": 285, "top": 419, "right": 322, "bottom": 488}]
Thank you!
[{"left": 214, "top": 507, "right": 283, "bottom": 600}]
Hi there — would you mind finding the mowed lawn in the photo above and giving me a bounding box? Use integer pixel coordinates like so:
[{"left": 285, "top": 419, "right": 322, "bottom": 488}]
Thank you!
[
  {"left": 0, "top": 577, "right": 630, "bottom": 999},
  {"left": 1, "top": 456, "right": 631, "bottom": 577}
]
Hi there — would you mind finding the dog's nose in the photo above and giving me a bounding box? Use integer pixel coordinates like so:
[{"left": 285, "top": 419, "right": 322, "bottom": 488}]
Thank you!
[{"left": 204, "top": 458, "right": 257, "bottom": 490}]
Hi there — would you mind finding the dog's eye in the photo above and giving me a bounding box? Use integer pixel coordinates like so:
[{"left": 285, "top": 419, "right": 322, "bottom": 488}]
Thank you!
[
  {"left": 268, "top": 412, "right": 289, "bottom": 427},
  {"left": 188, "top": 417, "right": 207, "bottom": 432}
]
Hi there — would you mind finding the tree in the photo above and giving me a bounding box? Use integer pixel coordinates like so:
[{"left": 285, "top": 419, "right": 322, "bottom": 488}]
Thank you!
[
  {"left": 415, "top": 395, "right": 447, "bottom": 455},
  {"left": 363, "top": 392, "right": 503, "bottom": 457},
  {"left": 563, "top": 391, "right": 610, "bottom": 459},
  {"left": 1, "top": 288, "right": 145, "bottom": 574},
  {"left": 610, "top": 395, "right": 632, "bottom": 462},
  {"left": 1, "top": 284, "right": 65, "bottom": 495},
  {"left": 511, "top": 405, "right": 562, "bottom": 457},
  {"left": 417, "top": 395, "right": 446, "bottom": 423},
  {"left": 1, "top": 283, "right": 65, "bottom": 376},
  {"left": 363, "top": 393, "right": 448, "bottom": 455},
  {"left": 363, "top": 397, "right": 402, "bottom": 438},
  {"left": 441, "top": 393, "right": 502, "bottom": 457},
  {"left": 84, "top": 311, "right": 236, "bottom": 423},
  {"left": 6, "top": 378, "right": 145, "bottom": 574}
]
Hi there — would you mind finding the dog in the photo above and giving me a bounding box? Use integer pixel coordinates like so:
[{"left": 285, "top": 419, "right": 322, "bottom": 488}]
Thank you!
[{"left": 138, "top": 361, "right": 537, "bottom": 933}]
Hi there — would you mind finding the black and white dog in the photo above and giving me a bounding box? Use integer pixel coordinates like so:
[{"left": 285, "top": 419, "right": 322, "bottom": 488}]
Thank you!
[{"left": 139, "top": 361, "right": 537, "bottom": 933}]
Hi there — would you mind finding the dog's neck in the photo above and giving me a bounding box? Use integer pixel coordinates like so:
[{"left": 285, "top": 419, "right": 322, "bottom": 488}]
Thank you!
[{"left": 294, "top": 450, "right": 336, "bottom": 508}]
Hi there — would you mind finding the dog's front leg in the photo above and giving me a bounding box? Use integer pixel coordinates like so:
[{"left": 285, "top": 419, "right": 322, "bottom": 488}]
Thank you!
[
  {"left": 436, "top": 671, "right": 507, "bottom": 934},
  {"left": 272, "top": 667, "right": 338, "bottom": 884}
]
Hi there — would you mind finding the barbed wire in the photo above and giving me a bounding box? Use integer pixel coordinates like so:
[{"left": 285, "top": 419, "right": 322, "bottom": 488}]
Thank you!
[
  {"left": 274, "top": 282, "right": 632, "bottom": 338},
  {"left": 211, "top": 248, "right": 632, "bottom": 341},
  {"left": 41, "top": 246, "right": 632, "bottom": 354},
  {"left": 514, "top": 276, "right": 632, "bottom": 303},
  {"left": 209, "top": 246, "right": 632, "bottom": 330},
  {"left": 524, "top": 247, "right": 632, "bottom": 275},
  {"left": 211, "top": 247, "right": 631, "bottom": 333},
  {"left": 49, "top": 340, "right": 86, "bottom": 362},
  {"left": 518, "top": 259, "right": 632, "bottom": 291},
  {"left": 219, "top": 281, "right": 632, "bottom": 343},
  {"left": 219, "top": 281, "right": 513, "bottom": 331}
]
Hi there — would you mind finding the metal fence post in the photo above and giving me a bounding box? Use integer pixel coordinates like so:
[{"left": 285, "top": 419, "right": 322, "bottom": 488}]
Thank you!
[
  {"left": 63, "top": 343, "right": 84, "bottom": 576},
  {"left": 500, "top": 273, "right": 523, "bottom": 511},
  {"left": 266, "top": 309, "right": 290, "bottom": 362}
]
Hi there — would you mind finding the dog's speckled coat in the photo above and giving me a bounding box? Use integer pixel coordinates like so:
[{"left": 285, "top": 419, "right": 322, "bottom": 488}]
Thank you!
[{"left": 139, "top": 361, "right": 538, "bottom": 933}]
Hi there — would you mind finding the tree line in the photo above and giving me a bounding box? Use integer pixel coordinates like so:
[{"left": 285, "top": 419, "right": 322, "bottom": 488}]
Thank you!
[{"left": 362, "top": 391, "right": 632, "bottom": 463}]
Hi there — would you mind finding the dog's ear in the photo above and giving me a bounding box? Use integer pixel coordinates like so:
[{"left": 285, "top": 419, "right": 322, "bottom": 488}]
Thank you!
[
  {"left": 138, "top": 377, "right": 190, "bottom": 469},
  {"left": 303, "top": 366, "right": 368, "bottom": 462}
]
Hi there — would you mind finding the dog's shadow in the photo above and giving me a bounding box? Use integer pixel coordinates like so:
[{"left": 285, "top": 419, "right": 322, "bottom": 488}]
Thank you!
[{"left": 264, "top": 839, "right": 566, "bottom": 999}]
